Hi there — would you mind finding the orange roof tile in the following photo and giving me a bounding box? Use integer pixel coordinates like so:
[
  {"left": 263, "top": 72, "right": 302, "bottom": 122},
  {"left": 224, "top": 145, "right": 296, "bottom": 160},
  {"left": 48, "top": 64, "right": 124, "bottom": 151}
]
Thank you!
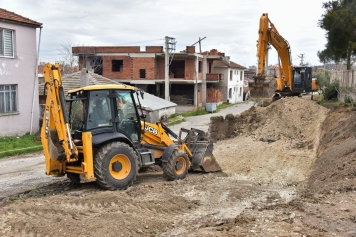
[{"left": 0, "top": 8, "right": 42, "bottom": 28}]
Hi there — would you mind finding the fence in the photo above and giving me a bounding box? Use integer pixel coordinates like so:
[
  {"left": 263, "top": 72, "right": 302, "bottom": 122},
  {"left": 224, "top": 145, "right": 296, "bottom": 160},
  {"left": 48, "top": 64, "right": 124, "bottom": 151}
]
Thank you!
[{"left": 330, "top": 70, "right": 356, "bottom": 102}]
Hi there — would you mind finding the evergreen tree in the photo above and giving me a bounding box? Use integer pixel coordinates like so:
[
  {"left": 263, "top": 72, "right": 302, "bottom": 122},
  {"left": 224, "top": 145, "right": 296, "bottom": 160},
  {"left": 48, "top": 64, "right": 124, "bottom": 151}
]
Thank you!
[{"left": 318, "top": 0, "right": 356, "bottom": 69}]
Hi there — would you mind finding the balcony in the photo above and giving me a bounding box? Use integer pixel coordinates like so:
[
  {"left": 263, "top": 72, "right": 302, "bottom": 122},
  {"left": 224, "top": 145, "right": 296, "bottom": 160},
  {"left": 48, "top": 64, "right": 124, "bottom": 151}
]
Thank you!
[{"left": 206, "top": 73, "right": 223, "bottom": 82}]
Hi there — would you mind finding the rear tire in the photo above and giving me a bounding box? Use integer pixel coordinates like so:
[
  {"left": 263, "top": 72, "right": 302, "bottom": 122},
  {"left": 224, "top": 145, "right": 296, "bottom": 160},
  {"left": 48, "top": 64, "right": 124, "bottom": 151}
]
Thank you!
[
  {"left": 94, "top": 142, "right": 138, "bottom": 190},
  {"left": 162, "top": 150, "right": 189, "bottom": 181}
]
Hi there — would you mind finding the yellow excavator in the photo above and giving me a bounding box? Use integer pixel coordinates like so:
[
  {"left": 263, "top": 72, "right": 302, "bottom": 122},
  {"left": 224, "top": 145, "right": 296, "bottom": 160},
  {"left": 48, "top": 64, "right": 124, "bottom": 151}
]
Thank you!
[
  {"left": 249, "top": 13, "right": 318, "bottom": 98},
  {"left": 41, "top": 63, "right": 220, "bottom": 190}
]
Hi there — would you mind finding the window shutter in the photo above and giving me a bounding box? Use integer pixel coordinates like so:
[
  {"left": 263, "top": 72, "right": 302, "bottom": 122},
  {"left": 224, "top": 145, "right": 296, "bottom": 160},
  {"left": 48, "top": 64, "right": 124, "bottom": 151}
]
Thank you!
[{"left": 4, "top": 30, "right": 13, "bottom": 57}]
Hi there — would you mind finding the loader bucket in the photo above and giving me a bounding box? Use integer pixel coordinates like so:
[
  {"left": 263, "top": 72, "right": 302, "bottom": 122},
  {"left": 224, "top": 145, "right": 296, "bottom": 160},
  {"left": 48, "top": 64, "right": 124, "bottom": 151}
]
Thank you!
[{"left": 190, "top": 142, "right": 221, "bottom": 172}]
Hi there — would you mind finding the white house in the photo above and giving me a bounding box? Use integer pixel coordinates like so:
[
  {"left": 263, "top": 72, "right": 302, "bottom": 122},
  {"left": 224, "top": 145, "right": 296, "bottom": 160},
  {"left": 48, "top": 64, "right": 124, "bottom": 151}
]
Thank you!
[
  {"left": 213, "top": 57, "right": 246, "bottom": 103},
  {"left": 0, "top": 8, "right": 42, "bottom": 136}
]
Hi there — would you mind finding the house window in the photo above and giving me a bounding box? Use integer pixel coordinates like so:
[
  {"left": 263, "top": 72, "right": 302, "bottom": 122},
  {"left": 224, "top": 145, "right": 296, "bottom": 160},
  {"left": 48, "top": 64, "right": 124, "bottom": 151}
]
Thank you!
[
  {"left": 0, "top": 84, "right": 17, "bottom": 113},
  {"left": 230, "top": 70, "right": 233, "bottom": 81},
  {"left": 198, "top": 61, "right": 202, "bottom": 73},
  {"left": 229, "top": 88, "right": 232, "bottom": 98},
  {"left": 112, "top": 60, "right": 123, "bottom": 72},
  {"left": 240, "top": 71, "right": 243, "bottom": 81},
  {"left": 139, "top": 69, "right": 146, "bottom": 78},
  {"left": 0, "top": 28, "right": 14, "bottom": 57},
  {"left": 239, "top": 87, "right": 242, "bottom": 97}
]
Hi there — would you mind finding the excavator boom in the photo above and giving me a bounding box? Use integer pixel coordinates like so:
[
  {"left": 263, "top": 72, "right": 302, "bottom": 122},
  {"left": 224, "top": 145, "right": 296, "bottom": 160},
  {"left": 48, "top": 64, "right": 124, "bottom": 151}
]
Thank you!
[{"left": 250, "top": 13, "right": 318, "bottom": 98}]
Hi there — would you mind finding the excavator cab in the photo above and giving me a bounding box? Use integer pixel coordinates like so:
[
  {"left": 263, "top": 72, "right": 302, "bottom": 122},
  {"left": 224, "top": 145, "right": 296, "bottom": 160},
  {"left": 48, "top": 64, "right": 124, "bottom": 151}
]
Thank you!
[{"left": 291, "top": 67, "right": 313, "bottom": 94}]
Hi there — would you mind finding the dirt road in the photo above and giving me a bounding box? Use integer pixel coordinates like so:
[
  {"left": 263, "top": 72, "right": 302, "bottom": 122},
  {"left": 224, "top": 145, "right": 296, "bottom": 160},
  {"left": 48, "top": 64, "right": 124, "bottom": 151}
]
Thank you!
[
  {"left": 0, "top": 102, "right": 253, "bottom": 201},
  {"left": 1, "top": 98, "right": 356, "bottom": 236}
]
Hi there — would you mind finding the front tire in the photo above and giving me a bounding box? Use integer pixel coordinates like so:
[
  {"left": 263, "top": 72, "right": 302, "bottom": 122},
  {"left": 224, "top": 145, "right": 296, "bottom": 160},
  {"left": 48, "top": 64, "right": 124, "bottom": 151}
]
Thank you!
[
  {"left": 94, "top": 142, "right": 138, "bottom": 190},
  {"left": 162, "top": 149, "right": 189, "bottom": 180}
]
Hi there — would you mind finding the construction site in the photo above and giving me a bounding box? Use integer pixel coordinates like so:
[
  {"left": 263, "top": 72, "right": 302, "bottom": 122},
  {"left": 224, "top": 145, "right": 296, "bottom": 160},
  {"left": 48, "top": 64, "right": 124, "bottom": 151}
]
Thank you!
[{"left": 0, "top": 96, "right": 356, "bottom": 236}]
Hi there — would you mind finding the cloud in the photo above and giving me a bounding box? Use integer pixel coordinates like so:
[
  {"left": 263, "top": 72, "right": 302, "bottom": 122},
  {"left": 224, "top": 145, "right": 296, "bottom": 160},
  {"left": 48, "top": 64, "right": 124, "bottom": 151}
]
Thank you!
[{"left": 2, "top": 0, "right": 327, "bottom": 66}]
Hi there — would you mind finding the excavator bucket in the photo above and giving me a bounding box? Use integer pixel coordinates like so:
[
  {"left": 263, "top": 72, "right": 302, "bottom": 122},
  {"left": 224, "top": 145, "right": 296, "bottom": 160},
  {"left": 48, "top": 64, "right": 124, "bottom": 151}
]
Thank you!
[
  {"left": 48, "top": 130, "right": 59, "bottom": 161},
  {"left": 249, "top": 75, "right": 278, "bottom": 98},
  {"left": 190, "top": 142, "right": 221, "bottom": 172},
  {"left": 48, "top": 130, "right": 65, "bottom": 161}
]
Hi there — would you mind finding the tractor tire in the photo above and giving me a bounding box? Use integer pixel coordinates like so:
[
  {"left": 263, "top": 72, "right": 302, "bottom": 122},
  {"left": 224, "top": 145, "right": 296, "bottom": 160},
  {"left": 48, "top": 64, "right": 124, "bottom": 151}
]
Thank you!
[
  {"left": 94, "top": 142, "right": 138, "bottom": 190},
  {"left": 162, "top": 149, "right": 189, "bottom": 181}
]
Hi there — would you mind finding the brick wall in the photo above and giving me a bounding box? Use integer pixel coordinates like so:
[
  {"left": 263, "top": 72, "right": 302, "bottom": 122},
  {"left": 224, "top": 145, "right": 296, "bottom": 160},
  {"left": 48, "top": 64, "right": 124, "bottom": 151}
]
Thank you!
[
  {"left": 145, "top": 46, "right": 163, "bottom": 53},
  {"left": 206, "top": 88, "right": 223, "bottom": 103},
  {"left": 185, "top": 58, "right": 195, "bottom": 80},
  {"left": 186, "top": 46, "right": 195, "bottom": 53},
  {"left": 132, "top": 57, "right": 156, "bottom": 79},
  {"left": 102, "top": 56, "right": 132, "bottom": 79},
  {"left": 156, "top": 58, "right": 165, "bottom": 79}
]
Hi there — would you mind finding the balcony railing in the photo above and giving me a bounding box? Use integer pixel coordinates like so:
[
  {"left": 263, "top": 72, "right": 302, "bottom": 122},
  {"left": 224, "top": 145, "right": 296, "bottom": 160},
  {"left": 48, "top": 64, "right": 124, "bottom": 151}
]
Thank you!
[{"left": 206, "top": 73, "right": 223, "bottom": 81}]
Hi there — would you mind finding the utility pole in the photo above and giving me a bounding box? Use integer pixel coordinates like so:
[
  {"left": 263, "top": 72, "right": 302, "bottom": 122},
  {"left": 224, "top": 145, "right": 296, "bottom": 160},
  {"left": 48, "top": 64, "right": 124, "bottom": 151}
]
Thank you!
[
  {"left": 191, "top": 36, "right": 206, "bottom": 53},
  {"left": 164, "top": 36, "right": 176, "bottom": 101},
  {"left": 298, "top": 53, "right": 305, "bottom": 66}
]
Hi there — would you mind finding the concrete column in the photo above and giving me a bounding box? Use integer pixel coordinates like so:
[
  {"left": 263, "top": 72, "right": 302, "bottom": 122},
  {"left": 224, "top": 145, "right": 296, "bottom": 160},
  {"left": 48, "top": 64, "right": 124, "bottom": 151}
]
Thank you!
[
  {"left": 80, "top": 68, "right": 89, "bottom": 87},
  {"left": 194, "top": 55, "right": 199, "bottom": 107},
  {"left": 164, "top": 36, "right": 170, "bottom": 101},
  {"left": 156, "top": 83, "right": 161, "bottom": 97},
  {"left": 202, "top": 56, "right": 207, "bottom": 106},
  {"left": 85, "top": 57, "right": 91, "bottom": 71}
]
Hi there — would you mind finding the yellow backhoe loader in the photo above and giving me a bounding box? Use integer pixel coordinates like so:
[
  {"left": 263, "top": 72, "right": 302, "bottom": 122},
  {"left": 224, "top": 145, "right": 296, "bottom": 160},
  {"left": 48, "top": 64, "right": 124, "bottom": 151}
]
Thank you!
[
  {"left": 249, "top": 13, "right": 318, "bottom": 99},
  {"left": 41, "top": 63, "right": 220, "bottom": 190}
]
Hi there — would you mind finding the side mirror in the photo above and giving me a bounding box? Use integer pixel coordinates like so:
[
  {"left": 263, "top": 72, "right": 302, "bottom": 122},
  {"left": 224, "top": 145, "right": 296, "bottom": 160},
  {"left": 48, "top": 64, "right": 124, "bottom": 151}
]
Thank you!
[{"left": 140, "top": 114, "right": 146, "bottom": 119}]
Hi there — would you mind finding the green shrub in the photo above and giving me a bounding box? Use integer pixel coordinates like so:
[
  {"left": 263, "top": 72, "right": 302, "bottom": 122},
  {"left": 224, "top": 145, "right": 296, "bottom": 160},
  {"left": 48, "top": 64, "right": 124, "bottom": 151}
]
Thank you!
[{"left": 323, "top": 81, "right": 339, "bottom": 100}]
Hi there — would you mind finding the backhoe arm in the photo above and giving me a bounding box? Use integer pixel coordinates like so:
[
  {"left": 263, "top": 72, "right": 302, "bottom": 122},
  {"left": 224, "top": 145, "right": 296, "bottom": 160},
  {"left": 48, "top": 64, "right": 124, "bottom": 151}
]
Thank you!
[{"left": 41, "top": 63, "right": 78, "bottom": 175}]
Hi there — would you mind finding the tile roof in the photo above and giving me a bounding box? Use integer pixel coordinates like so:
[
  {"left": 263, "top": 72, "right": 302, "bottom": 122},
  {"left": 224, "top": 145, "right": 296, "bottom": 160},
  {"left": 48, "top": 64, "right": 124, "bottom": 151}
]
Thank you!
[
  {"left": 38, "top": 70, "right": 123, "bottom": 95},
  {"left": 0, "top": 8, "right": 42, "bottom": 27},
  {"left": 39, "top": 70, "right": 176, "bottom": 111},
  {"left": 213, "top": 60, "right": 246, "bottom": 69}
]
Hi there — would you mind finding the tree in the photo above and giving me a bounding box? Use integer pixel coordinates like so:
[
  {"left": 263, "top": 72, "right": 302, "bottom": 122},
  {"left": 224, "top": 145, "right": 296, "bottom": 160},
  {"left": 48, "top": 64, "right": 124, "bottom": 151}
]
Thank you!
[
  {"left": 314, "top": 69, "right": 331, "bottom": 89},
  {"left": 58, "top": 39, "right": 78, "bottom": 75},
  {"left": 318, "top": 0, "right": 356, "bottom": 69}
]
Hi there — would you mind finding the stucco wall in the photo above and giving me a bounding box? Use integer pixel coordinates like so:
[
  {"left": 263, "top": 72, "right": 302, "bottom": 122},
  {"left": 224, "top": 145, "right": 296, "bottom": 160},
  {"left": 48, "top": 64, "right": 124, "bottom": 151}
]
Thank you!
[{"left": 0, "top": 22, "right": 40, "bottom": 136}]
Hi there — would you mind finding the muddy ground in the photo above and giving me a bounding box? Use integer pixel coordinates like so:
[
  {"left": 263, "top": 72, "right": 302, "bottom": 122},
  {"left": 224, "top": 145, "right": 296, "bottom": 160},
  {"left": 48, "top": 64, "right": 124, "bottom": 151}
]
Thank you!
[{"left": 1, "top": 97, "right": 356, "bottom": 237}]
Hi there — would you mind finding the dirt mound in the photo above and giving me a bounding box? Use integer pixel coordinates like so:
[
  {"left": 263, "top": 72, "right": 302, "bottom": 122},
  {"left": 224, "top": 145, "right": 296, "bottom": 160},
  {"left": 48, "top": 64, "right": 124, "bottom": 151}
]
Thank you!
[
  {"left": 305, "top": 105, "right": 356, "bottom": 195},
  {"left": 212, "top": 97, "right": 328, "bottom": 183},
  {"left": 235, "top": 96, "right": 327, "bottom": 146}
]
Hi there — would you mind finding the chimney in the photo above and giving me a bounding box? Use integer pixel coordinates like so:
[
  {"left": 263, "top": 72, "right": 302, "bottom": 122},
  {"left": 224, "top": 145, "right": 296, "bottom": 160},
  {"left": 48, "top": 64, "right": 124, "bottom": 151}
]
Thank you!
[
  {"left": 225, "top": 56, "right": 230, "bottom": 65},
  {"left": 80, "top": 68, "right": 89, "bottom": 87}
]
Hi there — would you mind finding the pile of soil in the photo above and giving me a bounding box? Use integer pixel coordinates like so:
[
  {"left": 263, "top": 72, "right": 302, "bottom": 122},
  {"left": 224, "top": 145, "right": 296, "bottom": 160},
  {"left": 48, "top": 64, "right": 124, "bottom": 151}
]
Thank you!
[
  {"left": 305, "top": 104, "right": 356, "bottom": 195},
  {"left": 213, "top": 97, "right": 328, "bottom": 184}
]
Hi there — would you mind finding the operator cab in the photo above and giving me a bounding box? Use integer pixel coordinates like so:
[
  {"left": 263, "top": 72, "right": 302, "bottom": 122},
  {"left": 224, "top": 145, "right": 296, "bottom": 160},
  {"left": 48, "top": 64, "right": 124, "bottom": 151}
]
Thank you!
[
  {"left": 67, "top": 88, "right": 142, "bottom": 147},
  {"left": 292, "top": 66, "right": 312, "bottom": 93}
]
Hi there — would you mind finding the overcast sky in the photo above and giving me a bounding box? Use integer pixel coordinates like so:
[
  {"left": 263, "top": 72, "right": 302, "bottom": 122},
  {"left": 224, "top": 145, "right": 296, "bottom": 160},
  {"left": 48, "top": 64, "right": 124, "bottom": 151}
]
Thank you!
[{"left": 1, "top": 0, "right": 327, "bottom": 67}]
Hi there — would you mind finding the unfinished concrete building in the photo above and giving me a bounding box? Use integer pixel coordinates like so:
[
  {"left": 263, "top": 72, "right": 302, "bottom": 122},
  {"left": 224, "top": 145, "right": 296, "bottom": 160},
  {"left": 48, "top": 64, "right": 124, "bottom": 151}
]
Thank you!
[{"left": 72, "top": 46, "right": 228, "bottom": 110}]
